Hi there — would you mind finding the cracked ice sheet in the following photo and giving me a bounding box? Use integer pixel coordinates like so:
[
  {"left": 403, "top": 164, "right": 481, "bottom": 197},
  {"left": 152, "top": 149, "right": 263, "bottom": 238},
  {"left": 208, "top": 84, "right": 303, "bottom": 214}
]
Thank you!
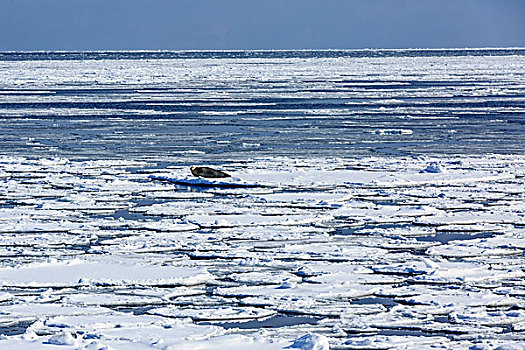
[
  {"left": 407, "top": 260, "right": 525, "bottom": 285},
  {"left": 212, "top": 225, "right": 331, "bottom": 241},
  {"left": 23, "top": 312, "right": 292, "bottom": 350},
  {"left": 186, "top": 213, "right": 332, "bottom": 228},
  {"left": 59, "top": 293, "right": 168, "bottom": 307},
  {"left": 427, "top": 243, "right": 522, "bottom": 258},
  {"left": 148, "top": 306, "right": 277, "bottom": 321},
  {"left": 127, "top": 219, "right": 199, "bottom": 232},
  {"left": 266, "top": 242, "right": 388, "bottom": 262},
  {"left": 0, "top": 208, "right": 77, "bottom": 221},
  {"left": 395, "top": 289, "right": 521, "bottom": 309},
  {"left": 415, "top": 212, "right": 525, "bottom": 226},
  {"left": 131, "top": 198, "right": 319, "bottom": 217},
  {"left": 0, "top": 220, "right": 94, "bottom": 233},
  {"left": 0, "top": 303, "right": 112, "bottom": 320},
  {"left": 337, "top": 334, "right": 452, "bottom": 349},
  {"left": 130, "top": 200, "right": 248, "bottom": 216},
  {"left": 302, "top": 263, "right": 406, "bottom": 285},
  {"left": 251, "top": 191, "right": 349, "bottom": 209},
  {"left": 215, "top": 282, "right": 380, "bottom": 301},
  {"left": 0, "top": 320, "right": 291, "bottom": 350},
  {"left": 0, "top": 259, "right": 212, "bottom": 287},
  {"left": 97, "top": 332, "right": 290, "bottom": 350},
  {"left": 452, "top": 308, "right": 525, "bottom": 328},
  {"left": 333, "top": 204, "right": 439, "bottom": 224},
  {"left": 353, "top": 225, "right": 436, "bottom": 237}
]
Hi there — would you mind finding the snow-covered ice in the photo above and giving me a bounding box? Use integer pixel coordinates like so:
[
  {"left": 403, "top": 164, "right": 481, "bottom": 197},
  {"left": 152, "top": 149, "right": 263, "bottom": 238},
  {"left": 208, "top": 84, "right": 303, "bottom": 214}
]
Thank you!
[{"left": 0, "top": 155, "right": 523, "bottom": 348}]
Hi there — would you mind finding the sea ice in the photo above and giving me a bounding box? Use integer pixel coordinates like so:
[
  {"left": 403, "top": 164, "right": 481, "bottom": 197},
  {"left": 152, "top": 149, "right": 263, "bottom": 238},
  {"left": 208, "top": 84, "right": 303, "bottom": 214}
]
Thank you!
[{"left": 0, "top": 154, "right": 522, "bottom": 348}]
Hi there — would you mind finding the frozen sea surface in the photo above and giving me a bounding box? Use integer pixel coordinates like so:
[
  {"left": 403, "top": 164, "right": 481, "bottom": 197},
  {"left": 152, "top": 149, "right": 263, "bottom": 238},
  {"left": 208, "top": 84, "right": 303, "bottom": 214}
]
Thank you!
[
  {"left": 0, "top": 155, "right": 523, "bottom": 349},
  {"left": 0, "top": 50, "right": 524, "bottom": 349}
]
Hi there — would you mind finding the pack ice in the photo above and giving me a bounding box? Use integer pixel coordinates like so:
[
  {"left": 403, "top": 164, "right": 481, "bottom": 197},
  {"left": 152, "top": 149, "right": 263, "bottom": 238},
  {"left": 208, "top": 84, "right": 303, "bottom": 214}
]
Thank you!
[{"left": 0, "top": 155, "right": 523, "bottom": 349}]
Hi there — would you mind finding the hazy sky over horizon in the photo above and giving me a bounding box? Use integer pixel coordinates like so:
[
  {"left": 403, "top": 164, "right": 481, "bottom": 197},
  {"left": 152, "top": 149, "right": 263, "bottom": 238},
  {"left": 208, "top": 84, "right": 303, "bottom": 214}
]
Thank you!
[{"left": 0, "top": 0, "right": 524, "bottom": 51}]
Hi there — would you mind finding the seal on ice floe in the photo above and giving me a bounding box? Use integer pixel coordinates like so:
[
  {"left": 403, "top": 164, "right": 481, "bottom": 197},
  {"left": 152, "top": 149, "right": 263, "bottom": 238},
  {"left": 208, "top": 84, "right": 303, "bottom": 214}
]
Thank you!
[{"left": 190, "top": 166, "right": 231, "bottom": 178}]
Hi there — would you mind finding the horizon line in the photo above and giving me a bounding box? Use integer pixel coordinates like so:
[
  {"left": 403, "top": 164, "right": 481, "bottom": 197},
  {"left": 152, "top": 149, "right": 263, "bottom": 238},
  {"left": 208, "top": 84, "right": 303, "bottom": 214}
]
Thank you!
[{"left": 1, "top": 46, "right": 525, "bottom": 54}]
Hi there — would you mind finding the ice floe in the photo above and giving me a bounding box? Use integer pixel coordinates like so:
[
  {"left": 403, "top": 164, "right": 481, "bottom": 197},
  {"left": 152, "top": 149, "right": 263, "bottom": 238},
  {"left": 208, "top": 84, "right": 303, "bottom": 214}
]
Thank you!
[
  {"left": 0, "top": 259, "right": 212, "bottom": 287},
  {"left": 148, "top": 306, "right": 277, "bottom": 322}
]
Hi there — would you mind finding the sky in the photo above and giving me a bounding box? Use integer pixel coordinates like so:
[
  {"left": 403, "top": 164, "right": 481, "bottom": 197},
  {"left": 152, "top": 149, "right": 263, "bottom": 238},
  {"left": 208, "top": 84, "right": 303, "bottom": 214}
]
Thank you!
[{"left": 0, "top": 0, "right": 524, "bottom": 51}]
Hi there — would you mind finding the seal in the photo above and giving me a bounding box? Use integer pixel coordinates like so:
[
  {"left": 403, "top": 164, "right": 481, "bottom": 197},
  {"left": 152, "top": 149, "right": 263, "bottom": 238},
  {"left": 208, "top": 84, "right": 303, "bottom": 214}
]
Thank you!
[{"left": 190, "top": 166, "right": 231, "bottom": 178}]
